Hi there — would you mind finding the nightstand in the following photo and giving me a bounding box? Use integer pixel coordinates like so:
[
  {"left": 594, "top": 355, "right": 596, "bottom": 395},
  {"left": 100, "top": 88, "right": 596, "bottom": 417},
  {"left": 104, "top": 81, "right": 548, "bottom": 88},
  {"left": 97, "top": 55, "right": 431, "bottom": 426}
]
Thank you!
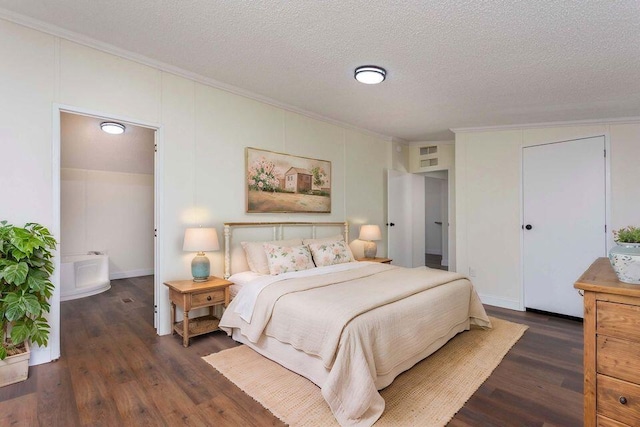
[
  {"left": 356, "top": 257, "right": 392, "bottom": 264},
  {"left": 164, "top": 276, "right": 232, "bottom": 347}
]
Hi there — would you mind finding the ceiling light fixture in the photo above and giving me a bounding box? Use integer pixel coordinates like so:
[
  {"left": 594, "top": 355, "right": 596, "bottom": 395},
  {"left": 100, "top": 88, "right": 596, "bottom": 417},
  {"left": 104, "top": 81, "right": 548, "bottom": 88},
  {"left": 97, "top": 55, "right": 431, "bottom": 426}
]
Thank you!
[
  {"left": 100, "top": 122, "right": 126, "bottom": 135},
  {"left": 354, "top": 66, "right": 386, "bottom": 84}
]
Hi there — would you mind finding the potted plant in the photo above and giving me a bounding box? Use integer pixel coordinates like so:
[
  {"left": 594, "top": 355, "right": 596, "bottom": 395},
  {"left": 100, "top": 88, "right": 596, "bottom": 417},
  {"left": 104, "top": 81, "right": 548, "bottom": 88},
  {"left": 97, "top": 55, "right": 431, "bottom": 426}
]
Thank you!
[
  {"left": 0, "top": 221, "right": 56, "bottom": 386},
  {"left": 609, "top": 226, "right": 640, "bottom": 285}
]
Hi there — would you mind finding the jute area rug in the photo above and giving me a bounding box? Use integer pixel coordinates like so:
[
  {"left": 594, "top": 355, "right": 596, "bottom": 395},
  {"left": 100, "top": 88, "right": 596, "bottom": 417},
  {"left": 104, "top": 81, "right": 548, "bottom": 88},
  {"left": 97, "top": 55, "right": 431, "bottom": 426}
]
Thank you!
[{"left": 203, "top": 317, "right": 527, "bottom": 426}]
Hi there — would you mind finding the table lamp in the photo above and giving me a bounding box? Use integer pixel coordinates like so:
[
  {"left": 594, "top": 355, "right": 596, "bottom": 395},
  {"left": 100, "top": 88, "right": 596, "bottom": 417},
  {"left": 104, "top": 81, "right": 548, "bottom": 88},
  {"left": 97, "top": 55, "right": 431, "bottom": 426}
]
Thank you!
[
  {"left": 183, "top": 227, "right": 220, "bottom": 282},
  {"left": 359, "top": 224, "right": 382, "bottom": 258}
]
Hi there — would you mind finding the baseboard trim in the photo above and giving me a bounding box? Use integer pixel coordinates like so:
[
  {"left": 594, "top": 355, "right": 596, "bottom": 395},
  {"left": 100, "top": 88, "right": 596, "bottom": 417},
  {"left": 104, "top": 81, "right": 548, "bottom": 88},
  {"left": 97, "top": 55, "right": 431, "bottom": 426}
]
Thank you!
[
  {"left": 478, "top": 293, "right": 523, "bottom": 311},
  {"left": 110, "top": 268, "right": 154, "bottom": 280}
]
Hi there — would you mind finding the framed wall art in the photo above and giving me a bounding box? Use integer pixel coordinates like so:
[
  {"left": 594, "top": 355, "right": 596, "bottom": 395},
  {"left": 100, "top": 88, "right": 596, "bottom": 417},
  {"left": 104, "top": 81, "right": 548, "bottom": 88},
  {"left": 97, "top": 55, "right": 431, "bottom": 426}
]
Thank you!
[{"left": 246, "top": 147, "right": 331, "bottom": 213}]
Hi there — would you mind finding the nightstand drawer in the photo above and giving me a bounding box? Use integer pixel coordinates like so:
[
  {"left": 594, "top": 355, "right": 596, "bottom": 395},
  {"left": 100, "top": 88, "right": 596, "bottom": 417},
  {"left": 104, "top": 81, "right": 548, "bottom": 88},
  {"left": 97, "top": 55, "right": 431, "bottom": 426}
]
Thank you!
[
  {"left": 597, "top": 301, "right": 640, "bottom": 341},
  {"left": 597, "top": 374, "right": 640, "bottom": 426},
  {"left": 191, "top": 289, "right": 225, "bottom": 308},
  {"left": 598, "top": 336, "right": 640, "bottom": 384}
]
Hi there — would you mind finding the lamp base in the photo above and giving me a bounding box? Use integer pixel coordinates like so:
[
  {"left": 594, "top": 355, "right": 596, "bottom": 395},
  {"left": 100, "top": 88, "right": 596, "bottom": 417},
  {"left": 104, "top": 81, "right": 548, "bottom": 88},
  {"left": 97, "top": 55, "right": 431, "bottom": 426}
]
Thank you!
[
  {"left": 191, "top": 252, "right": 210, "bottom": 282},
  {"left": 363, "top": 241, "right": 377, "bottom": 258}
]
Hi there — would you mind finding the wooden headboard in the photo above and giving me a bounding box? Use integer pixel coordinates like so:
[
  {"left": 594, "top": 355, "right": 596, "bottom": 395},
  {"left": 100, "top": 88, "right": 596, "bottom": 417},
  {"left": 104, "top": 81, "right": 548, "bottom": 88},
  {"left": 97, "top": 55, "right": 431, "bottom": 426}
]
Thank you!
[{"left": 222, "top": 221, "right": 349, "bottom": 279}]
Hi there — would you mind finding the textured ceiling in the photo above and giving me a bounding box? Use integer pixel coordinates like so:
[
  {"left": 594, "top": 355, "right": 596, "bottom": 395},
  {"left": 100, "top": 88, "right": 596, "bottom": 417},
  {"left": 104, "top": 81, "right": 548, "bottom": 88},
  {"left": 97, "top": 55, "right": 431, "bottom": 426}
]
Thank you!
[{"left": 3, "top": 1, "right": 640, "bottom": 141}]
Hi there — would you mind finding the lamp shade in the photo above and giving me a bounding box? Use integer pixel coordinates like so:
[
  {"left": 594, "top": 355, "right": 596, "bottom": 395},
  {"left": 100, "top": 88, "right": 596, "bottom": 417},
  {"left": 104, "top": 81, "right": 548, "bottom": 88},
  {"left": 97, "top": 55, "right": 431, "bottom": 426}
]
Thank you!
[
  {"left": 359, "top": 225, "right": 382, "bottom": 241},
  {"left": 183, "top": 227, "right": 220, "bottom": 252}
]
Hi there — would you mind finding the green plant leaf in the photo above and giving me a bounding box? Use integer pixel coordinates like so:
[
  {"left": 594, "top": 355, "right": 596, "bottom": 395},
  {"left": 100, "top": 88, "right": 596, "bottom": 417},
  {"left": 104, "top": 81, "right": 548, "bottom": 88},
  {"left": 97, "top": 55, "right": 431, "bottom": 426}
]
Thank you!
[
  {"left": 27, "top": 271, "right": 47, "bottom": 292},
  {"left": 23, "top": 294, "right": 41, "bottom": 317},
  {"left": 0, "top": 346, "right": 6, "bottom": 360},
  {"left": 10, "top": 322, "right": 29, "bottom": 345},
  {"left": 2, "top": 262, "right": 28, "bottom": 285},
  {"left": 3, "top": 292, "right": 26, "bottom": 321},
  {"left": 30, "top": 317, "right": 50, "bottom": 347},
  {"left": 10, "top": 228, "right": 39, "bottom": 256}
]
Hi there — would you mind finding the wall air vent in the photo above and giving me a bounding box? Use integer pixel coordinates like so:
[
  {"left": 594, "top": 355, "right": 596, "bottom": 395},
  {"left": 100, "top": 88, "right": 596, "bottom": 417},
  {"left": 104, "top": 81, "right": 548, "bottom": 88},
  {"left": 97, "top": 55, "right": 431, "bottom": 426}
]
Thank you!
[
  {"left": 420, "top": 146, "right": 437, "bottom": 155},
  {"left": 420, "top": 158, "right": 438, "bottom": 167}
]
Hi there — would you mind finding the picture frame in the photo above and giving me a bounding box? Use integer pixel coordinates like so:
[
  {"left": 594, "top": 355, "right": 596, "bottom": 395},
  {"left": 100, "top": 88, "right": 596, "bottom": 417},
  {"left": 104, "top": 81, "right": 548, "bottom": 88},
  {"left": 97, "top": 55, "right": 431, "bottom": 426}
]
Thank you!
[{"left": 245, "top": 147, "right": 331, "bottom": 213}]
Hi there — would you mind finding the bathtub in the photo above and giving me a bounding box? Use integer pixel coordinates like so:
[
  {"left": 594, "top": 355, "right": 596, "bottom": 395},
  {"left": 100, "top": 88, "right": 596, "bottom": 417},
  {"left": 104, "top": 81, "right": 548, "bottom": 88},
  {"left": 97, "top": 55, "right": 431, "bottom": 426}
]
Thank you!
[{"left": 60, "top": 254, "right": 111, "bottom": 301}]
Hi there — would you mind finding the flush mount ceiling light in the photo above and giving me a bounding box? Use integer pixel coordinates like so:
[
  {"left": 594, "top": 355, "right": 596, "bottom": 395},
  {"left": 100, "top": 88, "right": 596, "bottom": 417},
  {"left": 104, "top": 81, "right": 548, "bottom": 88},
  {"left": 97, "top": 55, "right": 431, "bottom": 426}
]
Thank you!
[
  {"left": 100, "top": 122, "right": 125, "bottom": 135},
  {"left": 354, "top": 65, "right": 386, "bottom": 84}
]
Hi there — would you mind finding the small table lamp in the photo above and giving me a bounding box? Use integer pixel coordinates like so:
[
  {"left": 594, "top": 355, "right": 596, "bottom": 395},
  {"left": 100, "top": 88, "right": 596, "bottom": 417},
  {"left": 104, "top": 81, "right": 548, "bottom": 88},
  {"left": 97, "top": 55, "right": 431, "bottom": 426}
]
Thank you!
[
  {"left": 359, "top": 224, "right": 382, "bottom": 258},
  {"left": 183, "top": 227, "right": 220, "bottom": 282}
]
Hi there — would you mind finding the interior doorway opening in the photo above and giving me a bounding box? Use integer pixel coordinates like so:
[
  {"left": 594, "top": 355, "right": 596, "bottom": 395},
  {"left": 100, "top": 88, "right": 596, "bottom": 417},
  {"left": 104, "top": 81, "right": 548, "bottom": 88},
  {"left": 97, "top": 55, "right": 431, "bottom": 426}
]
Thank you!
[
  {"left": 424, "top": 171, "right": 448, "bottom": 270},
  {"left": 49, "top": 107, "right": 161, "bottom": 363},
  {"left": 387, "top": 169, "right": 453, "bottom": 271}
]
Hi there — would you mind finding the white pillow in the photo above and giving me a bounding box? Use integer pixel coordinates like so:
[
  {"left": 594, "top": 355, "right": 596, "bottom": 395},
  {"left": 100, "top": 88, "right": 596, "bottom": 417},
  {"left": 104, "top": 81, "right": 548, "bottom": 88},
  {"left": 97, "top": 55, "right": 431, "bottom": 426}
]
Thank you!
[
  {"left": 228, "top": 270, "right": 264, "bottom": 286},
  {"left": 308, "top": 240, "right": 355, "bottom": 267},
  {"left": 302, "top": 234, "right": 344, "bottom": 246},
  {"left": 241, "top": 238, "right": 303, "bottom": 275},
  {"left": 263, "top": 243, "right": 315, "bottom": 275}
]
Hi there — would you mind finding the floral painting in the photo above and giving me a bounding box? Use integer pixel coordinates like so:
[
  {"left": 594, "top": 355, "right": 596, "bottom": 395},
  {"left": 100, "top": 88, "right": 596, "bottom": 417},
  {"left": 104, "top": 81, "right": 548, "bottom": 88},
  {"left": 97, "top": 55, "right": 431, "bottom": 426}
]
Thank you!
[{"left": 246, "top": 147, "right": 331, "bottom": 213}]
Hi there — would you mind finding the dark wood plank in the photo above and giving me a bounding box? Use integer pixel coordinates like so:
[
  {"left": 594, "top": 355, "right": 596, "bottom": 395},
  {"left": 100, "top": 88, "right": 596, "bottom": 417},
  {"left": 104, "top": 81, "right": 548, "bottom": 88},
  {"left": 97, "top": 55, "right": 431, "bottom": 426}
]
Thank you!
[{"left": 0, "top": 276, "right": 584, "bottom": 426}]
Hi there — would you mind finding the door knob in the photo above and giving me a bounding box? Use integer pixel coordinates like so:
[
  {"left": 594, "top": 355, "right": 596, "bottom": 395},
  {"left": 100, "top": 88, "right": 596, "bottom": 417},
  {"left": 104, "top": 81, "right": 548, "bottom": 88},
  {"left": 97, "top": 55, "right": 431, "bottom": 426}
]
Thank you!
[
  {"left": 386, "top": 222, "right": 395, "bottom": 227},
  {"left": 525, "top": 224, "right": 533, "bottom": 230}
]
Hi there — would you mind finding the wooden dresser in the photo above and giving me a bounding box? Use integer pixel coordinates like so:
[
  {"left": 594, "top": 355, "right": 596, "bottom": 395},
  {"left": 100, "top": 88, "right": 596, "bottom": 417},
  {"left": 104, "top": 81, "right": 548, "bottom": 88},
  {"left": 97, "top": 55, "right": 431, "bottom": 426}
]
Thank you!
[{"left": 575, "top": 258, "right": 640, "bottom": 427}]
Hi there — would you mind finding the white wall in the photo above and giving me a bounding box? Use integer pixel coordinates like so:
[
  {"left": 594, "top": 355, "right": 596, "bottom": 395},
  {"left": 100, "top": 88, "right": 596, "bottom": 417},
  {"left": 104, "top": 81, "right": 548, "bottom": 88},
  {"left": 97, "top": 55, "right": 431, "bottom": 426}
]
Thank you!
[
  {"left": 61, "top": 168, "right": 154, "bottom": 279},
  {"left": 455, "top": 122, "right": 640, "bottom": 310},
  {"left": 0, "top": 18, "right": 392, "bottom": 364}
]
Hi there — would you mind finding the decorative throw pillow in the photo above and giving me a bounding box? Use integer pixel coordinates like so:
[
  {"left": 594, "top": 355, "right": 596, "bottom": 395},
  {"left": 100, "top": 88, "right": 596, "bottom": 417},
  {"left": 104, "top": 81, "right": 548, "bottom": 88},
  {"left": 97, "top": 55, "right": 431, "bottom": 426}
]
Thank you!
[
  {"left": 263, "top": 244, "right": 316, "bottom": 275},
  {"left": 241, "top": 238, "right": 303, "bottom": 275},
  {"left": 308, "top": 240, "right": 355, "bottom": 267}
]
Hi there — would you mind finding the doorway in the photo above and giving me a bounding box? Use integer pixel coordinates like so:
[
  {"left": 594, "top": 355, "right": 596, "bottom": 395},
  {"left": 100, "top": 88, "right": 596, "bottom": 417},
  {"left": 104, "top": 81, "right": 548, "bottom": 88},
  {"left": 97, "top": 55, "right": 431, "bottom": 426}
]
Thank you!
[
  {"left": 424, "top": 172, "right": 449, "bottom": 270},
  {"left": 387, "top": 169, "right": 452, "bottom": 270},
  {"left": 47, "top": 106, "right": 162, "bottom": 363},
  {"left": 522, "top": 136, "right": 607, "bottom": 318}
]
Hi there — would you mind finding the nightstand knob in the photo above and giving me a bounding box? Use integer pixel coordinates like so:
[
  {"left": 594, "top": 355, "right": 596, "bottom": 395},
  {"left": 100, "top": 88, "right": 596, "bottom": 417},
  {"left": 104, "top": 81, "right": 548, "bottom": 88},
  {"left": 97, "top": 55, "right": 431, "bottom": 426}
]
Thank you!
[
  {"left": 207, "top": 296, "right": 212, "bottom": 301},
  {"left": 620, "top": 396, "right": 627, "bottom": 405}
]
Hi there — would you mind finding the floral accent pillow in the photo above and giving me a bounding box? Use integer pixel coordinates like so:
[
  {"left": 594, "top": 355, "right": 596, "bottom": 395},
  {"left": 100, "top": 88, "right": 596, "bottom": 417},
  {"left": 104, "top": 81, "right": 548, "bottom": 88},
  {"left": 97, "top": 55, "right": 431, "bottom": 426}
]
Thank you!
[
  {"left": 241, "top": 238, "right": 303, "bottom": 274},
  {"left": 263, "top": 243, "right": 316, "bottom": 275},
  {"left": 308, "top": 240, "right": 355, "bottom": 267}
]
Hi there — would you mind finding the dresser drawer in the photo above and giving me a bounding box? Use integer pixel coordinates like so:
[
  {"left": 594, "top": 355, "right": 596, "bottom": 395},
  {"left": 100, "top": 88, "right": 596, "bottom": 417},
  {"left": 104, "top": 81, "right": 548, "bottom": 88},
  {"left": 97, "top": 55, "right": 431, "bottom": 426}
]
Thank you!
[
  {"left": 597, "top": 374, "right": 640, "bottom": 426},
  {"left": 191, "top": 289, "right": 225, "bottom": 308},
  {"left": 598, "top": 336, "right": 640, "bottom": 384},
  {"left": 597, "top": 301, "right": 640, "bottom": 342},
  {"left": 597, "top": 414, "right": 631, "bottom": 427}
]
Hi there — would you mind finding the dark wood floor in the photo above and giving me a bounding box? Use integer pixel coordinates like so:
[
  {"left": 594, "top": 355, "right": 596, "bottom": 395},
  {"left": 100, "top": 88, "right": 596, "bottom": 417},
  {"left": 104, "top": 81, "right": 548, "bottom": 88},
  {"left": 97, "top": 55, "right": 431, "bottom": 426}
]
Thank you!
[
  {"left": 426, "top": 253, "right": 448, "bottom": 270},
  {"left": 0, "top": 276, "right": 584, "bottom": 426}
]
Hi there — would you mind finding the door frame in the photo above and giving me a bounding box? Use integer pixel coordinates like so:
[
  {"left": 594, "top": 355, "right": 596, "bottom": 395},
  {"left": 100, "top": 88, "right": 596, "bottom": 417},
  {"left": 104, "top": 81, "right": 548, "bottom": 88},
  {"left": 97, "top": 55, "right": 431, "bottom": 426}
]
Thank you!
[
  {"left": 421, "top": 170, "right": 453, "bottom": 269},
  {"left": 45, "top": 103, "right": 164, "bottom": 365},
  {"left": 519, "top": 134, "right": 611, "bottom": 312},
  {"left": 387, "top": 168, "right": 455, "bottom": 270}
]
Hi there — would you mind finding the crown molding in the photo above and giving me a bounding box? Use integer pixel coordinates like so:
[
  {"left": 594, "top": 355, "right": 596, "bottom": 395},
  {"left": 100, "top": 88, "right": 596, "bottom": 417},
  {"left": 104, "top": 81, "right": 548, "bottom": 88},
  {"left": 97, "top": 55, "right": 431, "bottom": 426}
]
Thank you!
[
  {"left": 0, "top": 9, "right": 394, "bottom": 142},
  {"left": 451, "top": 116, "right": 640, "bottom": 134}
]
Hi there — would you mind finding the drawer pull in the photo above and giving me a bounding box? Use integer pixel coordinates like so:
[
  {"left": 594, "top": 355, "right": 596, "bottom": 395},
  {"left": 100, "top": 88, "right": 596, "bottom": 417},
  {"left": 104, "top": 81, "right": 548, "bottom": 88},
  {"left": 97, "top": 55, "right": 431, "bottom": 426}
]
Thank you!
[
  {"left": 207, "top": 296, "right": 212, "bottom": 301},
  {"left": 619, "top": 396, "right": 628, "bottom": 405}
]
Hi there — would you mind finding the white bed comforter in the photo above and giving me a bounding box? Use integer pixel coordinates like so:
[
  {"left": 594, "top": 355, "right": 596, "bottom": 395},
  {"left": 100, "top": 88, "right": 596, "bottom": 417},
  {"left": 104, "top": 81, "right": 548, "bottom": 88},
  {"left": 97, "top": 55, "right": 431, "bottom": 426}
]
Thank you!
[{"left": 220, "top": 263, "right": 491, "bottom": 426}]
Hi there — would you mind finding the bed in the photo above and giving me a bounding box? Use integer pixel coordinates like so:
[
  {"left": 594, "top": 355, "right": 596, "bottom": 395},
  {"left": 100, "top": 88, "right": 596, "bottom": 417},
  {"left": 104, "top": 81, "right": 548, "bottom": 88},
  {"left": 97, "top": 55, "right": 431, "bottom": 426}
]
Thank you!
[{"left": 218, "top": 222, "right": 491, "bottom": 427}]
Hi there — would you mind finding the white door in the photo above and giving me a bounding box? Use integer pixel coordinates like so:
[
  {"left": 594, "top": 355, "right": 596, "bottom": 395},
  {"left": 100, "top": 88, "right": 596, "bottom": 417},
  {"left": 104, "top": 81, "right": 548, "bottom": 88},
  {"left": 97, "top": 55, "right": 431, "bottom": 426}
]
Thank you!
[
  {"left": 523, "top": 136, "right": 606, "bottom": 318},
  {"left": 387, "top": 169, "right": 413, "bottom": 267}
]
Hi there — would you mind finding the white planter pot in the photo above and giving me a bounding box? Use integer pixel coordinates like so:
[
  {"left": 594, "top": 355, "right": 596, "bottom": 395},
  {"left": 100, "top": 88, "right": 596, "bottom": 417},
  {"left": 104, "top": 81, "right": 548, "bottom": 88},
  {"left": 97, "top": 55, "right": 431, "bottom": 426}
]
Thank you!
[
  {"left": 609, "top": 242, "right": 640, "bottom": 285},
  {"left": 0, "top": 342, "right": 30, "bottom": 387}
]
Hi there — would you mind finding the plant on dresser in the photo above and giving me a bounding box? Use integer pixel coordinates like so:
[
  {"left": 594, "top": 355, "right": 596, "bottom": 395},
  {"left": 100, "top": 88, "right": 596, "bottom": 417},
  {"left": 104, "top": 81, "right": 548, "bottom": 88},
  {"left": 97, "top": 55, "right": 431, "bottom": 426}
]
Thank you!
[
  {"left": 609, "top": 226, "right": 640, "bottom": 284},
  {"left": 0, "top": 221, "right": 56, "bottom": 386}
]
